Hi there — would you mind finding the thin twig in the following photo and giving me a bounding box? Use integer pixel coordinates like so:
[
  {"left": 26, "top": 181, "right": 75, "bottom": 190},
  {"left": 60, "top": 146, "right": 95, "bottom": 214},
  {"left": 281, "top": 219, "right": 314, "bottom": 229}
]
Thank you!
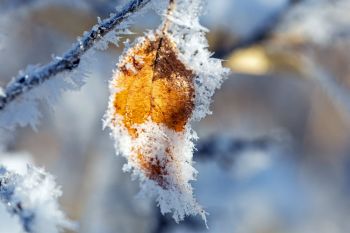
[
  {"left": 0, "top": 0, "right": 151, "bottom": 111},
  {"left": 162, "top": 0, "right": 175, "bottom": 34}
]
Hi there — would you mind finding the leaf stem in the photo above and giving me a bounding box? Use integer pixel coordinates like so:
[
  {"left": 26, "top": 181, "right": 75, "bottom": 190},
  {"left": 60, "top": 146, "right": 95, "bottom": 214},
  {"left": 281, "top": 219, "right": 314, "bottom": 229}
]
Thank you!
[{"left": 161, "top": 0, "right": 176, "bottom": 34}]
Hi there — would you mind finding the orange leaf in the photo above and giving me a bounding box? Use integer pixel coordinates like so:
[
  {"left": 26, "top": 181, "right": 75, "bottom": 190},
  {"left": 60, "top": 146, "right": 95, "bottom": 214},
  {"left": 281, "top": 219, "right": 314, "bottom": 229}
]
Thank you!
[{"left": 110, "top": 33, "right": 195, "bottom": 187}]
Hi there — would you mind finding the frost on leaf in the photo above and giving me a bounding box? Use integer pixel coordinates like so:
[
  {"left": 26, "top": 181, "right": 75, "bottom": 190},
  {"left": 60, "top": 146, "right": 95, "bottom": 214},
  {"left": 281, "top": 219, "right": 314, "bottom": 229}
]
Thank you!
[
  {"left": 105, "top": 0, "right": 229, "bottom": 224},
  {"left": 105, "top": 31, "right": 206, "bottom": 222}
]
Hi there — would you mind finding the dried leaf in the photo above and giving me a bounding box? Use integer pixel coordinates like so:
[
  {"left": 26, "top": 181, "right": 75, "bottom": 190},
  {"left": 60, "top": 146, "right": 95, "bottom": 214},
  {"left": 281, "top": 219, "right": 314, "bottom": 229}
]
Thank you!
[
  {"left": 104, "top": 0, "right": 230, "bottom": 224},
  {"left": 105, "top": 31, "right": 206, "bottom": 223},
  {"left": 114, "top": 35, "right": 194, "bottom": 133},
  {"left": 110, "top": 33, "right": 195, "bottom": 187}
]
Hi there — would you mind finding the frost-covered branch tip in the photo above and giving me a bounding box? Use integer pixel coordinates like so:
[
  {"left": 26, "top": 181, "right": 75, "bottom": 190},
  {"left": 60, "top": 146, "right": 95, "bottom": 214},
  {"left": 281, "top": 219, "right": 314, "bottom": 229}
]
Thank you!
[
  {"left": 0, "top": 0, "right": 151, "bottom": 111},
  {"left": 0, "top": 164, "right": 74, "bottom": 233}
]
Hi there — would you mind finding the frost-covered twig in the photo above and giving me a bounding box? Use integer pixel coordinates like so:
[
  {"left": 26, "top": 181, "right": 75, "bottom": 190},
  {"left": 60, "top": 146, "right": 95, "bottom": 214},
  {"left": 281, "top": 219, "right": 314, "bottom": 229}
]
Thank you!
[
  {"left": 0, "top": 164, "right": 74, "bottom": 233},
  {"left": 0, "top": 0, "right": 151, "bottom": 111}
]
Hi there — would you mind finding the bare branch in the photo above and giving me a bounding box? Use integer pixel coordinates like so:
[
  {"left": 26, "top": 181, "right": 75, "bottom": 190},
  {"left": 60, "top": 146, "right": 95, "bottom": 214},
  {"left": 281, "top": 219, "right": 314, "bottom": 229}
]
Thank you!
[{"left": 0, "top": 0, "right": 151, "bottom": 111}]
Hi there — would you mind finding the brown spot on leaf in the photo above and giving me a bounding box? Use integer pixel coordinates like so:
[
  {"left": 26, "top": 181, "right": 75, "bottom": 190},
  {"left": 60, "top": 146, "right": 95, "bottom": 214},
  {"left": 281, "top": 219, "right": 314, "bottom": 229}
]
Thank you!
[{"left": 135, "top": 153, "right": 169, "bottom": 187}]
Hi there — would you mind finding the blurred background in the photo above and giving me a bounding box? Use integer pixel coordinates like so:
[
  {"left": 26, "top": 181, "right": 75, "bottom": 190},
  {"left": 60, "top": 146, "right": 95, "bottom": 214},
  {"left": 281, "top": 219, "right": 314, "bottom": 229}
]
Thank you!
[{"left": 1, "top": 0, "right": 350, "bottom": 232}]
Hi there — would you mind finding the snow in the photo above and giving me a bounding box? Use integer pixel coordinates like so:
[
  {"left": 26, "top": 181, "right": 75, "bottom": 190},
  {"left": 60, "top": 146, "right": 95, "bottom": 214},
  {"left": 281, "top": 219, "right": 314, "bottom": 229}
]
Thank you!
[
  {"left": 0, "top": 154, "right": 75, "bottom": 233},
  {"left": 0, "top": 152, "right": 33, "bottom": 175}
]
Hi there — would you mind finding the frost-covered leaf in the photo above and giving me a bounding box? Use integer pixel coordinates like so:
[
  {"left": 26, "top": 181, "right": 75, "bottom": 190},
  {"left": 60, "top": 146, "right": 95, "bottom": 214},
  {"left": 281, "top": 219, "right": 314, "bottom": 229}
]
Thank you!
[
  {"left": 105, "top": 0, "right": 229, "bottom": 224},
  {"left": 112, "top": 33, "right": 194, "bottom": 136},
  {"left": 105, "top": 30, "right": 204, "bottom": 222}
]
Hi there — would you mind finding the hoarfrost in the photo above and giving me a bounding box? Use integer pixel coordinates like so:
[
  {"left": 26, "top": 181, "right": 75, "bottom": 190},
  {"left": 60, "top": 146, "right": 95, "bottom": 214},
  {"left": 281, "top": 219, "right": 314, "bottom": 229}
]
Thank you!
[
  {"left": 0, "top": 154, "right": 75, "bottom": 233},
  {"left": 0, "top": 53, "right": 92, "bottom": 130},
  {"left": 105, "top": 0, "right": 228, "bottom": 224},
  {"left": 0, "top": 0, "right": 153, "bottom": 131},
  {"left": 166, "top": 0, "right": 230, "bottom": 121},
  {"left": 93, "top": 1, "right": 151, "bottom": 51}
]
